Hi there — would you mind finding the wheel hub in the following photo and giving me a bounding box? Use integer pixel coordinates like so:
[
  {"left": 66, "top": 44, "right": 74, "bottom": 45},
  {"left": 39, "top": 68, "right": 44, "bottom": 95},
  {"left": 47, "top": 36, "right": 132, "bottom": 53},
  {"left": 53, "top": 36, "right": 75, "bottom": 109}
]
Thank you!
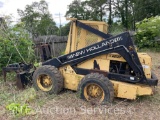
[
  {"left": 43, "top": 76, "right": 52, "bottom": 86},
  {"left": 37, "top": 74, "right": 53, "bottom": 91},
  {"left": 84, "top": 83, "right": 105, "bottom": 102}
]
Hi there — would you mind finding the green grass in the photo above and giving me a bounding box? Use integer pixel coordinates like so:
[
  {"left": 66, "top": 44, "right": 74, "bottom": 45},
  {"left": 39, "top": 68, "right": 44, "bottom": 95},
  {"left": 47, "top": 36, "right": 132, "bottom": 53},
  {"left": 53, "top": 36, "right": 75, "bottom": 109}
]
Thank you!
[{"left": 138, "top": 47, "right": 160, "bottom": 52}]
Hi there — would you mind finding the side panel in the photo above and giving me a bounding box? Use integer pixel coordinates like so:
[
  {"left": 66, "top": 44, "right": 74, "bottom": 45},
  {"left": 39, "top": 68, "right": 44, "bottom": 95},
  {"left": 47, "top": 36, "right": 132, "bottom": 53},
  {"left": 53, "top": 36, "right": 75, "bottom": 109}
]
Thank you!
[
  {"left": 59, "top": 65, "right": 83, "bottom": 90},
  {"left": 77, "top": 53, "right": 126, "bottom": 71},
  {"left": 112, "top": 80, "right": 153, "bottom": 99},
  {"left": 77, "top": 55, "right": 110, "bottom": 71},
  {"left": 138, "top": 53, "right": 152, "bottom": 78}
]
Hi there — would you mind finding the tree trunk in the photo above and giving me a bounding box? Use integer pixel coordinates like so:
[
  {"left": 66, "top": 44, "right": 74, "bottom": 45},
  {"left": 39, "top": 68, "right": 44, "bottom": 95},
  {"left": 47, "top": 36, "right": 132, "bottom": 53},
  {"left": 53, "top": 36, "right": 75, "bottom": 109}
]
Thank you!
[
  {"left": 108, "top": 0, "right": 112, "bottom": 25},
  {"left": 125, "top": 0, "right": 128, "bottom": 30}
]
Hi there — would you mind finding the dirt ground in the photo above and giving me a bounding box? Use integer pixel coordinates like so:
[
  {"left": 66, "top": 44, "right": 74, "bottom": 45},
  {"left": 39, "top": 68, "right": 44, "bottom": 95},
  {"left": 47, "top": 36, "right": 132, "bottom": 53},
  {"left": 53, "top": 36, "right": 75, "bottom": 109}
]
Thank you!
[{"left": 0, "top": 51, "right": 160, "bottom": 120}]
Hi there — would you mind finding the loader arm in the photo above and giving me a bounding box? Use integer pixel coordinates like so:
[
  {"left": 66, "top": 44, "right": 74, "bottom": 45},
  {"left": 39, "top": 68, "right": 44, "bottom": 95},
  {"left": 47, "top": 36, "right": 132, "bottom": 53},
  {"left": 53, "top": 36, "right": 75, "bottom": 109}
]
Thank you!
[{"left": 43, "top": 20, "right": 158, "bottom": 86}]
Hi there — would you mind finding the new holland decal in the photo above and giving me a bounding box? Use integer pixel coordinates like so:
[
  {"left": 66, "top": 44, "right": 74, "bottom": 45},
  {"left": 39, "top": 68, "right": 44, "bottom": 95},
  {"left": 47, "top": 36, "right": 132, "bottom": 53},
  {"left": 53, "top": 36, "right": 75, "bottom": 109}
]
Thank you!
[{"left": 67, "top": 36, "right": 123, "bottom": 59}]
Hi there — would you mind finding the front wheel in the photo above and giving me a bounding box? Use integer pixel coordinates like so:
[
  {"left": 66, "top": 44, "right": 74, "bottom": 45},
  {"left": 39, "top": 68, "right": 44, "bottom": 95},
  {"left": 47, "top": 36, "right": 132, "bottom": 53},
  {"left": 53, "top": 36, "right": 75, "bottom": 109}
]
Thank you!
[
  {"left": 78, "top": 73, "right": 114, "bottom": 104},
  {"left": 32, "top": 65, "right": 63, "bottom": 94}
]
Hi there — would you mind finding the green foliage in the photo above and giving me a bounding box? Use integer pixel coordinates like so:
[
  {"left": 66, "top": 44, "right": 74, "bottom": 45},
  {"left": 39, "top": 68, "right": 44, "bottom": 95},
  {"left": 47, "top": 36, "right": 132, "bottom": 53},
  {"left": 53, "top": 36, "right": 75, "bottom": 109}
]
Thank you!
[
  {"left": 61, "top": 22, "right": 71, "bottom": 36},
  {"left": 6, "top": 103, "right": 32, "bottom": 116},
  {"left": 66, "top": 0, "right": 160, "bottom": 30},
  {"left": 37, "top": 14, "right": 58, "bottom": 35},
  {"left": 0, "top": 17, "right": 35, "bottom": 70},
  {"left": 17, "top": 0, "right": 58, "bottom": 37},
  {"left": 133, "top": 0, "right": 160, "bottom": 22},
  {"left": 34, "top": 62, "right": 42, "bottom": 67},
  {"left": 135, "top": 16, "right": 160, "bottom": 49},
  {"left": 65, "top": 0, "right": 107, "bottom": 21}
]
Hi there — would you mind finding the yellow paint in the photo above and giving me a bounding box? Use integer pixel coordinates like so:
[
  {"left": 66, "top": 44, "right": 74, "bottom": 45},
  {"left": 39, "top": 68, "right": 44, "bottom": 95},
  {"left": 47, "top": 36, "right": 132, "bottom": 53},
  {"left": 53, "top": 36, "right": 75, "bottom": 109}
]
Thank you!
[
  {"left": 65, "top": 23, "right": 73, "bottom": 54},
  {"left": 71, "top": 22, "right": 77, "bottom": 52},
  {"left": 138, "top": 53, "right": 152, "bottom": 78},
  {"left": 107, "top": 53, "right": 126, "bottom": 62},
  {"left": 77, "top": 29, "right": 87, "bottom": 50},
  {"left": 59, "top": 65, "right": 83, "bottom": 90},
  {"left": 111, "top": 80, "right": 153, "bottom": 99},
  {"left": 77, "top": 56, "right": 110, "bottom": 71}
]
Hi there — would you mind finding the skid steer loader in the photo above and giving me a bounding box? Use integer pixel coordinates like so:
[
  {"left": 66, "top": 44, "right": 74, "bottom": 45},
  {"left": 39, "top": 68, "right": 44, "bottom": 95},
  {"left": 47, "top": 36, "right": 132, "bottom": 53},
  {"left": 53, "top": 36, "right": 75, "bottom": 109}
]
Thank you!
[{"left": 33, "top": 18, "right": 158, "bottom": 104}]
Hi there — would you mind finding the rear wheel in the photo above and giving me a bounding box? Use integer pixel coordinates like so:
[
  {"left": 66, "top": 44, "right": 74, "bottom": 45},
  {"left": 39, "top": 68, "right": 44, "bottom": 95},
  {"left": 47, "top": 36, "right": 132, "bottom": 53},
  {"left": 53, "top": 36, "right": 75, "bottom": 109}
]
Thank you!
[
  {"left": 33, "top": 65, "right": 63, "bottom": 94},
  {"left": 78, "top": 73, "right": 114, "bottom": 104}
]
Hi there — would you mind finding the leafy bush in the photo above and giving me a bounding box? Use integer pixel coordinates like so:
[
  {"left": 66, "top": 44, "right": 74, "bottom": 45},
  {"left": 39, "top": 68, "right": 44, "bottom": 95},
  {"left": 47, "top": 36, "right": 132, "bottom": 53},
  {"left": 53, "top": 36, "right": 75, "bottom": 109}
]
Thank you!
[
  {"left": 135, "top": 16, "right": 160, "bottom": 49},
  {"left": 6, "top": 103, "right": 32, "bottom": 116},
  {"left": 0, "top": 17, "right": 35, "bottom": 71}
]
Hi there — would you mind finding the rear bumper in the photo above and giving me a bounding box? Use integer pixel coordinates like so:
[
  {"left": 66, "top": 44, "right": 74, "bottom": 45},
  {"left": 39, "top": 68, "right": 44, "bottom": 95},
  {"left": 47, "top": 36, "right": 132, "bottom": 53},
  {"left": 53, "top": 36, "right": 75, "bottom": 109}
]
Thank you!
[{"left": 145, "top": 72, "right": 158, "bottom": 86}]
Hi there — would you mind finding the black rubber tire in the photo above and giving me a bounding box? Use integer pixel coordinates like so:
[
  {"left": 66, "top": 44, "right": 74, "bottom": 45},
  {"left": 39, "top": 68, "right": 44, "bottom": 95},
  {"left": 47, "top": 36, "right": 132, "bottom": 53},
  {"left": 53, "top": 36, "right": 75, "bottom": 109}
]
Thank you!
[
  {"left": 33, "top": 65, "right": 63, "bottom": 94},
  {"left": 78, "top": 73, "right": 114, "bottom": 104}
]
